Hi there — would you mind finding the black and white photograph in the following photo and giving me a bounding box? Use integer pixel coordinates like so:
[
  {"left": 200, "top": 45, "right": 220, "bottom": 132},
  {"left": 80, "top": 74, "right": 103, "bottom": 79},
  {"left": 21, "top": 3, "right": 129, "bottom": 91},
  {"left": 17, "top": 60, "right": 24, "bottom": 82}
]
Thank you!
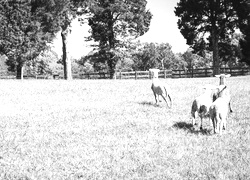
[{"left": 0, "top": 0, "right": 250, "bottom": 179}]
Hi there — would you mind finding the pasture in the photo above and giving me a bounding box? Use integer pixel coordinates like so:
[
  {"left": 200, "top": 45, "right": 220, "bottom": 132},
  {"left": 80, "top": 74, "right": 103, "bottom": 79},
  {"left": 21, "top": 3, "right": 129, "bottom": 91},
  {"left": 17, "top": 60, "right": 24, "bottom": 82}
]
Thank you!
[{"left": 0, "top": 76, "right": 249, "bottom": 179}]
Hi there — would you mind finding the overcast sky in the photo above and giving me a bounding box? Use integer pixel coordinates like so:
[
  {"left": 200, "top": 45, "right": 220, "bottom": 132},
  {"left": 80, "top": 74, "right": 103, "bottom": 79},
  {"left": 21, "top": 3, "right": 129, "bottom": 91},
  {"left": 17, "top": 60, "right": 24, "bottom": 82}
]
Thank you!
[{"left": 51, "top": 0, "right": 189, "bottom": 59}]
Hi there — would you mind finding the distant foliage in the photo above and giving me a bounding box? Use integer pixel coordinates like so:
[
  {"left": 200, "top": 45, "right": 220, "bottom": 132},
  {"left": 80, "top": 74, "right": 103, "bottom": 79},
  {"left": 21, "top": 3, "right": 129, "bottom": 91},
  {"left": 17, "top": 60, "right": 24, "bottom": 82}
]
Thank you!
[
  {"left": 80, "top": 41, "right": 185, "bottom": 72},
  {"left": 237, "top": 1, "right": 250, "bottom": 66},
  {"left": 0, "top": 0, "right": 58, "bottom": 78},
  {"left": 182, "top": 49, "right": 212, "bottom": 69},
  {"left": 219, "top": 33, "right": 247, "bottom": 67},
  {"left": 80, "top": 41, "right": 219, "bottom": 72},
  {"left": 239, "top": 29, "right": 250, "bottom": 66},
  {"left": 85, "top": 0, "right": 152, "bottom": 78},
  {"left": 175, "top": 0, "right": 250, "bottom": 74},
  {"left": 0, "top": 55, "right": 10, "bottom": 75},
  {"left": 131, "top": 42, "right": 177, "bottom": 71},
  {"left": 41, "top": 0, "right": 88, "bottom": 80},
  {"left": 25, "top": 49, "right": 61, "bottom": 76},
  {"left": 0, "top": 0, "right": 88, "bottom": 79}
]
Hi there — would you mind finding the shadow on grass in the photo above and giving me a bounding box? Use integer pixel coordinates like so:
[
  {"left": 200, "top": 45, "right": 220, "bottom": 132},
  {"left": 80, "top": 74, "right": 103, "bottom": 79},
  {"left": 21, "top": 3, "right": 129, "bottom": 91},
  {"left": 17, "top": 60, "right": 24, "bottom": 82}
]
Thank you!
[
  {"left": 139, "top": 101, "right": 170, "bottom": 108},
  {"left": 173, "top": 121, "right": 212, "bottom": 135},
  {"left": 139, "top": 101, "right": 156, "bottom": 107}
]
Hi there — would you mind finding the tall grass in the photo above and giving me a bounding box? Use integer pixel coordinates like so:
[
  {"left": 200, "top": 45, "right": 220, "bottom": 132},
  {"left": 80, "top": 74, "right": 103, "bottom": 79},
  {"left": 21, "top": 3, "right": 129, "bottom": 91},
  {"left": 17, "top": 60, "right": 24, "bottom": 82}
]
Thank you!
[{"left": 0, "top": 76, "right": 249, "bottom": 179}]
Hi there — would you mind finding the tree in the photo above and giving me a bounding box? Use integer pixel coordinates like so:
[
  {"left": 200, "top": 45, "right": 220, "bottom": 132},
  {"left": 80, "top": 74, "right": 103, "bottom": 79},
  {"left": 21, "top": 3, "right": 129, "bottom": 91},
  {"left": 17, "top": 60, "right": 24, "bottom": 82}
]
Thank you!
[
  {"left": 114, "top": 48, "right": 134, "bottom": 71},
  {"left": 132, "top": 42, "right": 176, "bottom": 71},
  {"left": 81, "top": 50, "right": 111, "bottom": 72},
  {"left": 175, "top": 0, "right": 249, "bottom": 75},
  {"left": 173, "top": 53, "right": 188, "bottom": 70},
  {"left": 239, "top": 25, "right": 250, "bottom": 66},
  {"left": 86, "top": 0, "right": 152, "bottom": 78},
  {"left": 28, "top": 0, "right": 89, "bottom": 80},
  {"left": 0, "top": 55, "right": 10, "bottom": 76},
  {"left": 156, "top": 43, "right": 176, "bottom": 70},
  {"left": 182, "top": 49, "right": 212, "bottom": 69},
  {"left": 132, "top": 42, "right": 159, "bottom": 71},
  {"left": 239, "top": 27, "right": 250, "bottom": 66},
  {"left": 0, "top": 0, "right": 56, "bottom": 79},
  {"left": 25, "top": 49, "right": 61, "bottom": 77},
  {"left": 219, "top": 33, "right": 245, "bottom": 67},
  {"left": 236, "top": 0, "right": 250, "bottom": 66}
]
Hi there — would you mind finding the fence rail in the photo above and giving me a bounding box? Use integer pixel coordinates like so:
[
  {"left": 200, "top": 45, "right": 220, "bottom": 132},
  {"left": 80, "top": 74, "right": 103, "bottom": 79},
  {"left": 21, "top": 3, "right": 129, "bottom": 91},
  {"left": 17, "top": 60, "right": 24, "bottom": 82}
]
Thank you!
[
  {"left": 1, "top": 67, "right": 249, "bottom": 79},
  {"left": 72, "top": 67, "right": 249, "bottom": 79}
]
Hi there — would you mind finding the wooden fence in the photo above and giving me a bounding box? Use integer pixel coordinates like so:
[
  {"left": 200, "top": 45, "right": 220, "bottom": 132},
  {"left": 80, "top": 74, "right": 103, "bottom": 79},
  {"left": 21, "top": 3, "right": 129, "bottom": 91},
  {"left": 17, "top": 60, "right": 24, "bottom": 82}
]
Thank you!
[
  {"left": 73, "top": 67, "right": 250, "bottom": 79},
  {"left": 171, "top": 67, "right": 250, "bottom": 78},
  {"left": 114, "top": 70, "right": 172, "bottom": 80},
  {"left": 1, "top": 67, "right": 249, "bottom": 79}
]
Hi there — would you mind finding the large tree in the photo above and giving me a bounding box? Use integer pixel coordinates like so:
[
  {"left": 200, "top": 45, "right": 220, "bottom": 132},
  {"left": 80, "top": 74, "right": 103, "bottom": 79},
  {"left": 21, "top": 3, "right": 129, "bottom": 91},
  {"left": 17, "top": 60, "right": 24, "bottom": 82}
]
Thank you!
[
  {"left": 0, "top": 0, "right": 56, "bottom": 79},
  {"left": 239, "top": 25, "right": 250, "bottom": 66},
  {"left": 219, "top": 33, "right": 244, "bottom": 67},
  {"left": 86, "top": 0, "right": 152, "bottom": 79},
  {"left": 175, "top": 0, "right": 249, "bottom": 75},
  {"left": 31, "top": 0, "right": 88, "bottom": 80},
  {"left": 236, "top": 0, "right": 250, "bottom": 66}
]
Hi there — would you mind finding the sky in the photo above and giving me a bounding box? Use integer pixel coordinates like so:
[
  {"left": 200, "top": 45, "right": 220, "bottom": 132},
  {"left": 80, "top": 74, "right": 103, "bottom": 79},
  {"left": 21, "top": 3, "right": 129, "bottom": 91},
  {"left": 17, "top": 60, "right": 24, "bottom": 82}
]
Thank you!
[{"left": 51, "top": 0, "right": 189, "bottom": 59}]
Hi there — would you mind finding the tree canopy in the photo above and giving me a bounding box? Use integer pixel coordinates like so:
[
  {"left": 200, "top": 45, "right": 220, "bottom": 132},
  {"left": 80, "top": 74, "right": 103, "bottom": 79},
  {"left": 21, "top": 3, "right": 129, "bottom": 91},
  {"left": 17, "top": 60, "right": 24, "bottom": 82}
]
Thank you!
[
  {"left": 31, "top": 0, "right": 89, "bottom": 80},
  {"left": 175, "top": 0, "right": 249, "bottom": 75},
  {"left": 0, "top": 0, "right": 88, "bottom": 79},
  {"left": 0, "top": 0, "right": 57, "bottom": 79},
  {"left": 239, "top": 25, "right": 250, "bottom": 66},
  {"left": 237, "top": 0, "right": 250, "bottom": 66},
  {"left": 132, "top": 42, "right": 176, "bottom": 71},
  {"left": 86, "top": 0, "right": 152, "bottom": 78}
]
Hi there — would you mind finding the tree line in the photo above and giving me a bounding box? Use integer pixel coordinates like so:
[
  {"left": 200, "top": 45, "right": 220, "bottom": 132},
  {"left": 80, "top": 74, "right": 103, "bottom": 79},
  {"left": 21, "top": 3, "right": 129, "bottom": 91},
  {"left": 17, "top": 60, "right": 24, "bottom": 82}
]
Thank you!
[
  {"left": 175, "top": 0, "right": 250, "bottom": 75},
  {"left": 0, "top": 0, "right": 249, "bottom": 79}
]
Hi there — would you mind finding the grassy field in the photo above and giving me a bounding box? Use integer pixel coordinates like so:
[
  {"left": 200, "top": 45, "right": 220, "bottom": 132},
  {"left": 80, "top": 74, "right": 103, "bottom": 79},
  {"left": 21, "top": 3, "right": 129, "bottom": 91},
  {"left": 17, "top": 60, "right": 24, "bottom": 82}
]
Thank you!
[{"left": 0, "top": 76, "right": 249, "bottom": 180}]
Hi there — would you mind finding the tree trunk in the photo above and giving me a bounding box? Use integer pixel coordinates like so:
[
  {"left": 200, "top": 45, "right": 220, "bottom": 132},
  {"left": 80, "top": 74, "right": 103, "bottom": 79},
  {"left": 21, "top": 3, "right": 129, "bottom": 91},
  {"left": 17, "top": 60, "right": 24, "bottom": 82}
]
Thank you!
[
  {"left": 212, "top": 40, "right": 220, "bottom": 75},
  {"left": 110, "top": 68, "right": 115, "bottom": 79},
  {"left": 16, "top": 63, "right": 24, "bottom": 80},
  {"left": 161, "top": 59, "right": 165, "bottom": 69},
  {"left": 107, "top": 55, "right": 116, "bottom": 79},
  {"left": 211, "top": 25, "right": 220, "bottom": 76},
  {"left": 107, "top": 17, "right": 117, "bottom": 79},
  {"left": 61, "top": 27, "right": 72, "bottom": 80}
]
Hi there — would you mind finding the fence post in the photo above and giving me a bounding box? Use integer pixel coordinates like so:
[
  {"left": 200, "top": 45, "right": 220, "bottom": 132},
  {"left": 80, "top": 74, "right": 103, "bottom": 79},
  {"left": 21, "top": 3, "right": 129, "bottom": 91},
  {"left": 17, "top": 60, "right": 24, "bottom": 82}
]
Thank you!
[
  {"left": 98, "top": 72, "right": 101, "bottom": 79},
  {"left": 192, "top": 68, "right": 194, "bottom": 78},
  {"left": 164, "top": 70, "right": 166, "bottom": 79},
  {"left": 205, "top": 68, "right": 207, "bottom": 77},
  {"left": 149, "top": 71, "right": 151, "bottom": 79},
  {"left": 119, "top": 70, "right": 122, "bottom": 79},
  {"left": 135, "top": 71, "right": 137, "bottom": 80}
]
